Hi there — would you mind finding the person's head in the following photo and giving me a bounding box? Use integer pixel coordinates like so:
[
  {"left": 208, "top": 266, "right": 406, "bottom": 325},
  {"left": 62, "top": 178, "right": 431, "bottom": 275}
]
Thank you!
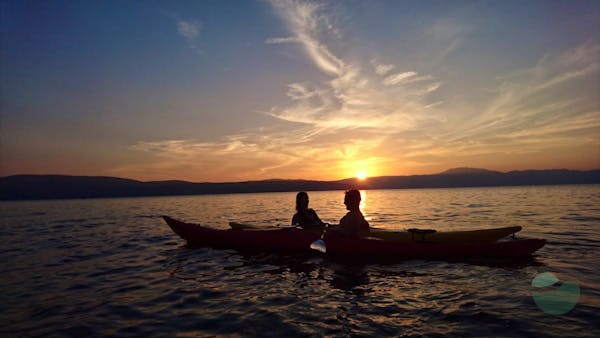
[
  {"left": 296, "top": 191, "right": 309, "bottom": 211},
  {"left": 344, "top": 189, "right": 361, "bottom": 211}
]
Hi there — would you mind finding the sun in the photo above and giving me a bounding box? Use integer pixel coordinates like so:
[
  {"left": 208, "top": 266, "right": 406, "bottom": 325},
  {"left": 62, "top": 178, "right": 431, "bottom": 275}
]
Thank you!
[{"left": 356, "top": 171, "right": 368, "bottom": 180}]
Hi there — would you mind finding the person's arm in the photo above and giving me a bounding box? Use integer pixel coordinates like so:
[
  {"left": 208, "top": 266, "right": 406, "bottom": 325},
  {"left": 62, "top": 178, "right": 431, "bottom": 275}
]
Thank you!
[
  {"left": 309, "top": 209, "right": 324, "bottom": 225},
  {"left": 292, "top": 213, "right": 299, "bottom": 225}
]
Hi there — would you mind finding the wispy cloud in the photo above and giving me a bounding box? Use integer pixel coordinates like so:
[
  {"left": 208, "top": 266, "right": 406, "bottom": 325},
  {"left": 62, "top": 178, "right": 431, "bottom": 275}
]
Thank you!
[
  {"left": 266, "top": 0, "right": 443, "bottom": 133},
  {"left": 382, "top": 71, "right": 418, "bottom": 86},
  {"left": 371, "top": 60, "right": 396, "bottom": 75},
  {"left": 426, "top": 18, "right": 471, "bottom": 64},
  {"left": 469, "top": 40, "right": 599, "bottom": 135},
  {"left": 126, "top": 2, "right": 599, "bottom": 181},
  {"left": 126, "top": 1, "right": 454, "bottom": 180},
  {"left": 124, "top": 126, "right": 388, "bottom": 181},
  {"left": 439, "top": 40, "right": 600, "bottom": 159},
  {"left": 171, "top": 14, "right": 202, "bottom": 50},
  {"left": 177, "top": 20, "right": 200, "bottom": 41},
  {"left": 269, "top": 0, "right": 345, "bottom": 76},
  {"left": 265, "top": 36, "right": 300, "bottom": 44}
]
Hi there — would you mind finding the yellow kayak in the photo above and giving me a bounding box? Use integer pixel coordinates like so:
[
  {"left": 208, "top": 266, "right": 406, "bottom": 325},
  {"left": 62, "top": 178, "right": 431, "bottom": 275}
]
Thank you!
[
  {"left": 229, "top": 222, "right": 521, "bottom": 243},
  {"left": 369, "top": 226, "right": 521, "bottom": 243}
]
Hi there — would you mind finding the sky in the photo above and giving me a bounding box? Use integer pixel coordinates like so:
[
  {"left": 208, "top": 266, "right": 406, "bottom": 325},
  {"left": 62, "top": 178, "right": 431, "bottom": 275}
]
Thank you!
[{"left": 1, "top": 0, "right": 599, "bottom": 182}]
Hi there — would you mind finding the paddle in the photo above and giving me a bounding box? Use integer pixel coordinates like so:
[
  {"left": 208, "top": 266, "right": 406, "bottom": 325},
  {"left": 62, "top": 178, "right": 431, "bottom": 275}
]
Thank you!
[{"left": 310, "top": 225, "right": 329, "bottom": 253}]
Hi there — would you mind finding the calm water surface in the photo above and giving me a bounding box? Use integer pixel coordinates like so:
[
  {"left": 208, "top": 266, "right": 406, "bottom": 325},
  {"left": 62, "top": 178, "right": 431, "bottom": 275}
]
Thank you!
[{"left": 1, "top": 186, "right": 599, "bottom": 337}]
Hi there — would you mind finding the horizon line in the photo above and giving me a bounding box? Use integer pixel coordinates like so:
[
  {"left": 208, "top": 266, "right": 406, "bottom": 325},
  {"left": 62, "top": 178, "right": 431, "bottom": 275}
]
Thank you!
[{"left": 2, "top": 167, "right": 599, "bottom": 184}]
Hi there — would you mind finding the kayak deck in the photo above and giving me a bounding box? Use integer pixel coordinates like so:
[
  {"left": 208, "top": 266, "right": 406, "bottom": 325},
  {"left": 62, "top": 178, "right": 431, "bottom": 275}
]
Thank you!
[
  {"left": 229, "top": 221, "right": 522, "bottom": 243},
  {"left": 370, "top": 226, "right": 521, "bottom": 243},
  {"left": 165, "top": 216, "right": 545, "bottom": 260}
]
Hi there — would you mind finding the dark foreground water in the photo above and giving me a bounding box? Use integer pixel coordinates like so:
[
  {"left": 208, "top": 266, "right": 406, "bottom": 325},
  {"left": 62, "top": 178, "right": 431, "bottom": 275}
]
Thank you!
[{"left": 1, "top": 186, "right": 599, "bottom": 337}]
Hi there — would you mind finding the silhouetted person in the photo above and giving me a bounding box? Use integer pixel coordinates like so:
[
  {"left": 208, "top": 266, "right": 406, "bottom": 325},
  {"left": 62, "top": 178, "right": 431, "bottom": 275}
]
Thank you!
[
  {"left": 292, "top": 192, "right": 325, "bottom": 229},
  {"left": 335, "top": 189, "right": 369, "bottom": 237}
]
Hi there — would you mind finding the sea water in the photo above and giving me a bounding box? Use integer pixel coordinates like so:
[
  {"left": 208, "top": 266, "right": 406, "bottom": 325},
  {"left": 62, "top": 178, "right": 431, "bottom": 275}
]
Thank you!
[{"left": 1, "top": 185, "right": 599, "bottom": 337}]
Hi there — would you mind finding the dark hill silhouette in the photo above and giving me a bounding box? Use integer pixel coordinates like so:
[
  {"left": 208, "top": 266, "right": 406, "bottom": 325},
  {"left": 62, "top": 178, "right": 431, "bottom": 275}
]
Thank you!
[
  {"left": 1, "top": 169, "right": 599, "bottom": 200},
  {"left": 339, "top": 169, "right": 600, "bottom": 190},
  {"left": 438, "top": 167, "right": 500, "bottom": 175}
]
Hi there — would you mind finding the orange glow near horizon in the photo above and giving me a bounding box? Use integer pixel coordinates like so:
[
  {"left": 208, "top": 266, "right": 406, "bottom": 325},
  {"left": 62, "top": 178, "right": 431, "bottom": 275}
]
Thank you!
[
  {"left": 356, "top": 171, "right": 368, "bottom": 180},
  {"left": 340, "top": 158, "right": 382, "bottom": 182}
]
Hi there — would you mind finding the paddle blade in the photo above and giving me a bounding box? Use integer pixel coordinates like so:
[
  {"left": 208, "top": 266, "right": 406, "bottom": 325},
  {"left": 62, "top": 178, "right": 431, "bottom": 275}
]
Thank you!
[{"left": 310, "top": 239, "right": 327, "bottom": 253}]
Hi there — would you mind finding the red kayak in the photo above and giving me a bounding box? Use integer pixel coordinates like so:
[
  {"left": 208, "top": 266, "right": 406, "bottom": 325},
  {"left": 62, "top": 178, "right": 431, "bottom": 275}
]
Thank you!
[{"left": 163, "top": 216, "right": 545, "bottom": 259}]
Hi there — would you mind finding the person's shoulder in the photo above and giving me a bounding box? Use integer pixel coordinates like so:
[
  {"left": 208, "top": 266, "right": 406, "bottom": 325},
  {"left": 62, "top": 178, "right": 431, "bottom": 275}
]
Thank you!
[
  {"left": 349, "top": 210, "right": 368, "bottom": 224},
  {"left": 348, "top": 210, "right": 363, "bottom": 218}
]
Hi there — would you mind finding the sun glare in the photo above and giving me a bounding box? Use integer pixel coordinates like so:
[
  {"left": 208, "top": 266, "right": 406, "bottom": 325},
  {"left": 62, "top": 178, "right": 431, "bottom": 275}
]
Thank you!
[{"left": 356, "top": 171, "right": 368, "bottom": 180}]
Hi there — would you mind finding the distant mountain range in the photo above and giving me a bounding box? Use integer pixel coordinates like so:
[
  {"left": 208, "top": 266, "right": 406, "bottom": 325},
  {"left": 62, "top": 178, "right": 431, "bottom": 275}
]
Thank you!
[{"left": 1, "top": 168, "right": 599, "bottom": 200}]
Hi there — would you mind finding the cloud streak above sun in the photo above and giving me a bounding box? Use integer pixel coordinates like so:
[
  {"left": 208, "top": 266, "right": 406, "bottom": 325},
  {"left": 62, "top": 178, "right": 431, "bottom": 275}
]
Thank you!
[
  {"left": 115, "top": 0, "right": 600, "bottom": 182},
  {"left": 264, "top": 0, "right": 447, "bottom": 135}
]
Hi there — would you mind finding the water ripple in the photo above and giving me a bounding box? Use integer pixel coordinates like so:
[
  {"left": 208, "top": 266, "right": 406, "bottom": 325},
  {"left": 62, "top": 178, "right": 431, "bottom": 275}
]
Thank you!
[{"left": 1, "top": 186, "right": 599, "bottom": 337}]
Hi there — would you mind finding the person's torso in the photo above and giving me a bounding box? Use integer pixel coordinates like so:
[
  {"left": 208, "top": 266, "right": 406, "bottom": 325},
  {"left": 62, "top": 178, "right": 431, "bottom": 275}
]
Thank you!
[
  {"left": 295, "top": 209, "right": 321, "bottom": 228},
  {"left": 339, "top": 210, "right": 369, "bottom": 234}
]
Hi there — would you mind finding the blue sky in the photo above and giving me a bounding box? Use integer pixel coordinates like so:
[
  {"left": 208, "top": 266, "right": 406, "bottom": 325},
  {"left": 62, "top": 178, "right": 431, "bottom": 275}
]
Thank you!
[{"left": 1, "top": 0, "right": 599, "bottom": 181}]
